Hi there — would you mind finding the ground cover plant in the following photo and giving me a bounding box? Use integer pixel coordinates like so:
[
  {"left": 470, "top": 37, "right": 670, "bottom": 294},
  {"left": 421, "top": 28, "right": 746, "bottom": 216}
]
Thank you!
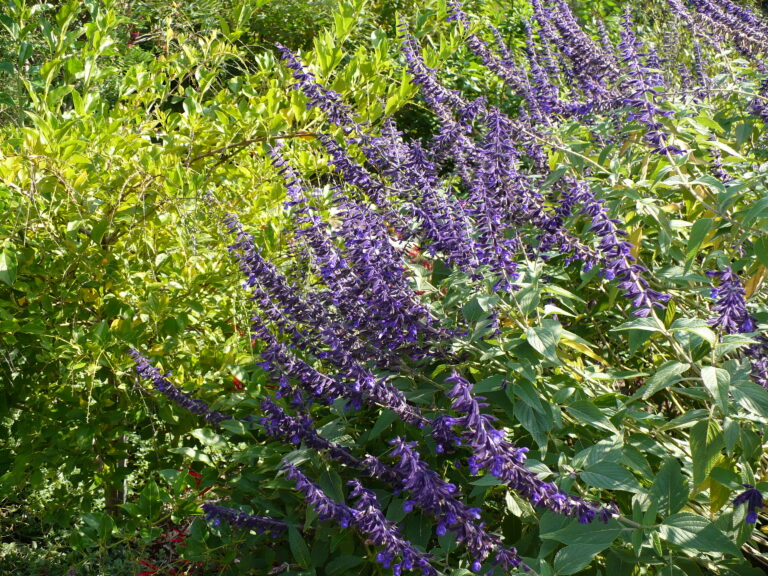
[{"left": 3, "top": 0, "right": 768, "bottom": 574}]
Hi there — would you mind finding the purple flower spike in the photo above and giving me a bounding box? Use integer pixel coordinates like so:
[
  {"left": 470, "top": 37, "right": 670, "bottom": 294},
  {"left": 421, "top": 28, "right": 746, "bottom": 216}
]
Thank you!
[
  {"left": 201, "top": 503, "right": 286, "bottom": 536},
  {"left": 283, "top": 463, "right": 356, "bottom": 528},
  {"left": 733, "top": 484, "right": 764, "bottom": 524},
  {"left": 562, "top": 179, "right": 670, "bottom": 316},
  {"left": 276, "top": 43, "right": 356, "bottom": 127},
  {"left": 129, "top": 348, "right": 231, "bottom": 425},
  {"left": 618, "top": 7, "right": 681, "bottom": 155},
  {"left": 284, "top": 463, "right": 438, "bottom": 575},
  {"left": 706, "top": 266, "right": 756, "bottom": 334},
  {"left": 442, "top": 370, "right": 617, "bottom": 525}
]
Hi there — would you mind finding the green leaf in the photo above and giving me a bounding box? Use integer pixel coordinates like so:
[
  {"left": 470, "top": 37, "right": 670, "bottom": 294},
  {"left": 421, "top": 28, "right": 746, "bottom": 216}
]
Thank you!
[
  {"left": 326, "top": 556, "right": 364, "bottom": 576},
  {"left": 190, "top": 428, "right": 228, "bottom": 450},
  {"left": 473, "top": 374, "right": 506, "bottom": 393},
  {"left": 685, "top": 218, "right": 712, "bottom": 271},
  {"left": 138, "top": 480, "right": 161, "bottom": 520},
  {"left": 669, "top": 318, "right": 717, "bottom": 346},
  {"left": 649, "top": 458, "right": 689, "bottom": 516},
  {"left": 554, "top": 543, "right": 608, "bottom": 575},
  {"left": 690, "top": 420, "right": 724, "bottom": 493},
  {"left": 612, "top": 317, "right": 661, "bottom": 332},
  {"left": 168, "top": 446, "right": 214, "bottom": 467},
  {"left": 581, "top": 462, "right": 642, "bottom": 493},
  {"left": 369, "top": 410, "right": 399, "bottom": 440},
  {"left": 641, "top": 361, "right": 689, "bottom": 399},
  {"left": 701, "top": 366, "right": 730, "bottom": 415},
  {"left": 542, "top": 519, "right": 623, "bottom": 547},
  {"left": 729, "top": 362, "right": 768, "bottom": 418},
  {"left": 289, "top": 527, "right": 312, "bottom": 569},
  {"left": 526, "top": 319, "right": 562, "bottom": 363},
  {"left": 658, "top": 513, "right": 740, "bottom": 555},
  {"left": 567, "top": 399, "right": 618, "bottom": 433},
  {"left": 0, "top": 246, "right": 18, "bottom": 286},
  {"left": 219, "top": 419, "right": 248, "bottom": 435}
]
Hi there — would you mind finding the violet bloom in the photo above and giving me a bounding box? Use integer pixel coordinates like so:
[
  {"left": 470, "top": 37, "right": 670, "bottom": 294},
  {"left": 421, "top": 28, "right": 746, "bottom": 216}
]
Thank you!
[
  {"left": 687, "top": 0, "right": 768, "bottom": 59},
  {"left": 524, "top": 21, "right": 563, "bottom": 120},
  {"left": 562, "top": 179, "right": 670, "bottom": 316},
  {"left": 448, "top": 2, "right": 548, "bottom": 122},
  {"left": 750, "top": 76, "right": 768, "bottom": 124},
  {"left": 706, "top": 266, "right": 756, "bottom": 333},
  {"left": 733, "top": 484, "right": 764, "bottom": 524},
  {"left": 334, "top": 194, "right": 434, "bottom": 353},
  {"left": 706, "top": 268, "right": 768, "bottom": 390},
  {"left": 666, "top": 0, "right": 695, "bottom": 26},
  {"left": 347, "top": 479, "right": 439, "bottom": 576},
  {"left": 541, "top": 0, "right": 617, "bottom": 99},
  {"left": 319, "top": 134, "right": 390, "bottom": 206},
  {"left": 283, "top": 463, "right": 355, "bottom": 528},
  {"left": 284, "top": 464, "right": 438, "bottom": 575},
  {"left": 129, "top": 348, "right": 231, "bottom": 425},
  {"left": 276, "top": 43, "right": 355, "bottom": 127},
  {"left": 442, "top": 370, "right": 618, "bottom": 524},
  {"left": 201, "top": 503, "right": 286, "bottom": 535},
  {"left": 389, "top": 438, "right": 526, "bottom": 571},
  {"left": 618, "top": 7, "right": 681, "bottom": 155}
]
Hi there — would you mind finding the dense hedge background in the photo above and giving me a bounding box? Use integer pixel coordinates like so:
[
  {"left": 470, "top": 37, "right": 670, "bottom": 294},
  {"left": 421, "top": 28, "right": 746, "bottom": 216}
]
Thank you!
[{"left": 1, "top": 0, "right": 768, "bottom": 575}]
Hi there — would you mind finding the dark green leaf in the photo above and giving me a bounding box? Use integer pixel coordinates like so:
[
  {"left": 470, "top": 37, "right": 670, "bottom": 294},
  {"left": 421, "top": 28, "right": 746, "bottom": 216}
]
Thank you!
[
  {"left": 658, "top": 513, "right": 740, "bottom": 555},
  {"left": 649, "top": 458, "right": 689, "bottom": 516}
]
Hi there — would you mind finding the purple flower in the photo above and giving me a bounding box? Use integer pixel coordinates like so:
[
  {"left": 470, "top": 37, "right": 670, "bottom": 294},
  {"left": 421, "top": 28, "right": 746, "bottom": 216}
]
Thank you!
[
  {"left": 129, "top": 348, "right": 231, "bottom": 425},
  {"left": 733, "top": 484, "right": 764, "bottom": 524},
  {"left": 201, "top": 503, "right": 286, "bottom": 535},
  {"left": 706, "top": 266, "right": 756, "bottom": 334},
  {"left": 283, "top": 464, "right": 438, "bottom": 575},
  {"left": 441, "top": 370, "right": 617, "bottom": 524},
  {"left": 560, "top": 179, "right": 670, "bottom": 316},
  {"left": 276, "top": 43, "right": 355, "bottom": 127},
  {"left": 347, "top": 479, "right": 439, "bottom": 576},
  {"left": 618, "top": 7, "right": 681, "bottom": 155},
  {"left": 538, "top": 0, "right": 618, "bottom": 100},
  {"left": 283, "top": 463, "right": 355, "bottom": 528},
  {"left": 388, "top": 437, "right": 525, "bottom": 571}
]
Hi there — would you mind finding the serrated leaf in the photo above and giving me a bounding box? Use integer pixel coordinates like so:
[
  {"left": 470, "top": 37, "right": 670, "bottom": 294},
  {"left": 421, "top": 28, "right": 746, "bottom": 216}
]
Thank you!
[
  {"left": 649, "top": 458, "right": 689, "bottom": 516},
  {"left": 690, "top": 420, "right": 724, "bottom": 494},
  {"left": 567, "top": 400, "right": 618, "bottom": 433},
  {"left": 526, "top": 319, "right": 562, "bottom": 363},
  {"left": 553, "top": 543, "right": 608, "bottom": 575},
  {"left": 669, "top": 318, "right": 717, "bottom": 346},
  {"left": 581, "top": 462, "right": 642, "bottom": 493},
  {"left": 685, "top": 218, "right": 712, "bottom": 270},
  {"left": 641, "top": 361, "right": 689, "bottom": 399},
  {"left": 190, "top": 428, "right": 228, "bottom": 450},
  {"left": 701, "top": 366, "right": 730, "bottom": 415},
  {"left": 611, "top": 317, "right": 661, "bottom": 332},
  {"left": 0, "top": 247, "right": 17, "bottom": 286},
  {"left": 219, "top": 419, "right": 248, "bottom": 435},
  {"left": 168, "top": 446, "right": 214, "bottom": 467},
  {"left": 542, "top": 519, "right": 623, "bottom": 546},
  {"left": 288, "top": 527, "right": 312, "bottom": 569},
  {"left": 658, "top": 513, "right": 740, "bottom": 555}
]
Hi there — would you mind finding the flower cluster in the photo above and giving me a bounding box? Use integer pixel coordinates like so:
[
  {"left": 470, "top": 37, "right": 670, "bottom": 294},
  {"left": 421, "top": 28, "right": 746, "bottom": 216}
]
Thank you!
[
  {"left": 618, "top": 7, "right": 681, "bottom": 155},
  {"left": 441, "top": 371, "right": 618, "bottom": 525},
  {"left": 128, "top": 348, "right": 231, "bottom": 425},
  {"left": 707, "top": 266, "right": 756, "bottom": 334},
  {"left": 733, "top": 485, "right": 764, "bottom": 524},
  {"left": 126, "top": 3, "right": 768, "bottom": 574},
  {"left": 201, "top": 503, "right": 286, "bottom": 536},
  {"left": 284, "top": 463, "right": 439, "bottom": 575}
]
